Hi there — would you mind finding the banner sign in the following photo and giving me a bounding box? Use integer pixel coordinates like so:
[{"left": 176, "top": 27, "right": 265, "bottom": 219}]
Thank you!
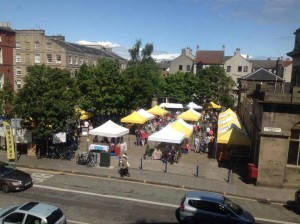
[{"left": 3, "top": 121, "right": 15, "bottom": 160}]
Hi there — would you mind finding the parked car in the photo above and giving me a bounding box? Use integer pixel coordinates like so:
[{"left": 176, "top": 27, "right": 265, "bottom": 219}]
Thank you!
[
  {"left": 0, "top": 201, "right": 67, "bottom": 224},
  {"left": 0, "top": 161, "right": 33, "bottom": 193},
  {"left": 176, "top": 191, "right": 255, "bottom": 224}
]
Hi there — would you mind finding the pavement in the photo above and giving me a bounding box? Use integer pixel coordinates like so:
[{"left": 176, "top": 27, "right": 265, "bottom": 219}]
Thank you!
[{"left": 1, "top": 134, "right": 297, "bottom": 205}]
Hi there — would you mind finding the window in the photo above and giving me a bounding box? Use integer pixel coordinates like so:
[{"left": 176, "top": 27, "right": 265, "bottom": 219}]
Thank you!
[
  {"left": 16, "top": 42, "right": 21, "bottom": 49},
  {"left": 226, "top": 66, "right": 231, "bottom": 72},
  {"left": 34, "top": 54, "right": 40, "bottom": 64},
  {"left": 238, "top": 66, "right": 242, "bottom": 72},
  {"left": 0, "top": 74, "right": 3, "bottom": 90},
  {"left": 68, "top": 55, "right": 73, "bottom": 64},
  {"left": 93, "top": 59, "right": 97, "bottom": 66},
  {"left": 179, "top": 65, "right": 183, "bottom": 71},
  {"left": 35, "top": 41, "right": 40, "bottom": 50},
  {"left": 46, "top": 42, "right": 52, "bottom": 49},
  {"left": 16, "top": 67, "right": 21, "bottom": 75},
  {"left": 243, "top": 66, "right": 248, "bottom": 72},
  {"left": 186, "top": 65, "right": 191, "bottom": 72},
  {"left": 287, "top": 129, "right": 300, "bottom": 166},
  {"left": 46, "top": 54, "right": 52, "bottom": 63},
  {"left": 25, "top": 214, "right": 42, "bottom": 224},
  {"left": 80, "top": 57, "right": 84, "bottom": 65},
  {"left": 196, "top": 201, "right": 226, "bottom": 215},
  {"left": 16, "top": 80, "right": 22, "bottom": 89},
  {"left": 56, "top": 54, "right": 61, "bottom": 64},
  {"left": 74, "top": 56, "right": 78, "bottom": 65},
  {"left": 3, "top": 212, "right": 25, "bottom": 223},
  {"left": 0, "top": 47, "right": 2, "bottom": 64},
  {"left": 85, "top": 58, "right": 89, "bottom": 64},
  {"left": 16, "top": 54, "right": 21, "bottom": 62}
]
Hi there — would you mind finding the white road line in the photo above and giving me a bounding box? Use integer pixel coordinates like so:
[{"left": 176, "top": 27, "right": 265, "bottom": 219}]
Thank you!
[
  {"left": 33, "top": 184, "right": 299, "bottom": 224},
  {"left": 67, "top": 220, "right": 90, "bottom": 224},
  {"left": 34, "top": 184, "right": 178, "bottom": 208}
]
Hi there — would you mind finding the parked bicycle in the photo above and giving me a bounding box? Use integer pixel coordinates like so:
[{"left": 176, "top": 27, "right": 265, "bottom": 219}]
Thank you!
[{"left": 76, "top": 151, "right": 97, "bottom": 167}]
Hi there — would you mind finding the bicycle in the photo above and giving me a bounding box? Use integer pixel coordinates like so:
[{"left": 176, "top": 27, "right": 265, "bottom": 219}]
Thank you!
[{"left": 86, "top": 151, "right": 97, "bottom": 167}]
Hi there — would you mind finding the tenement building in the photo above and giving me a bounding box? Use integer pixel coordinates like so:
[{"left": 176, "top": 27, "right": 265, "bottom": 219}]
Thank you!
[
  {"left": 14, "top": 29, "right": 127, "bottom": 90},
  {"left": 238, "top": 28, "right": 300, "bottom": 188}
]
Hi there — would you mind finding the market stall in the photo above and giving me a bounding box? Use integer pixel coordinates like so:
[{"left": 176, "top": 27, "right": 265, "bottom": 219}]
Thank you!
[{"left": 147, "top": 105, "right": 168, "bottom": 116}]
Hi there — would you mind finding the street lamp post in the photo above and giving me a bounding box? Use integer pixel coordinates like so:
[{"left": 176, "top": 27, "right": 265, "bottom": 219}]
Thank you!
[{"left": 11, "top": 118, "right": 22, "bottom": 163}]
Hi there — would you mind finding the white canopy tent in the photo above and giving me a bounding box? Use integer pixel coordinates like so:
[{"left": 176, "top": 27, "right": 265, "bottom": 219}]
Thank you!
[
  {"left": 159, "top": 103, "right": 183, "bottom": 109},
  {"left": 186, "top": 102, "right": 203, "bottom": 110},
  {"left": 137, "top": 109, "right": 155, "bottom": 120},
  {"left": 89, "top": 120, "right": 129, "bottom": 137},
  {"left": 148, "top": 125, "right": 185, "bottom": 144}
]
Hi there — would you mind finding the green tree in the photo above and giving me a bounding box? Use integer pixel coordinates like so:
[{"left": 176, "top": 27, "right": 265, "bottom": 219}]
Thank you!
[
  {"left": 14, "top": 65, "right": 78, "bottom": 139},
  {"left": 0, "top": 80, "right": 15, "bottom": 119},
  {"left": 197, "top": 65, "right": 235, "bottom": 108},
  {"left": 75, "top": 58, "right": 126, "bottom": 115}
]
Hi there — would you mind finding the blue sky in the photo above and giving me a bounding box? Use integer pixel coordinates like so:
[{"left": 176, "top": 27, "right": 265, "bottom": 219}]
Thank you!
[{"left": 1, "top": 0, "right": 299, "bottom": 61}]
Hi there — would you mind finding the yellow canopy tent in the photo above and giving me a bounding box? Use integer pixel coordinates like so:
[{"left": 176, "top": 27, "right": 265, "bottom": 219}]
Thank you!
[
  {"left": 147, "top": 105, "right": 168, "bottom": 116},
  {"left": 177, "top": 108, "right": 201, "bottom": 121},
  {"left": 121, "top": 111, "right": 148, "bottom": 124},
  {"left": 218, "top": 119, "right": 241, "bottom": 130},
  {"left": 219, "top": 108, "right": 237, "bottom": 119},
  {"left": 205, "top": 101, "right": 222, "bottom": 109},
  {"left": 76, "top": 108, "right": 93, "bottom": 120},
  {"left": 170, "top": 119, "right": 193, "bottom": 138},
  {"left": 217, "top": 126, "right": 250, "bottom": 146},
  {"left": 218, "top": 115, "right": 240, "bottom": 126}
]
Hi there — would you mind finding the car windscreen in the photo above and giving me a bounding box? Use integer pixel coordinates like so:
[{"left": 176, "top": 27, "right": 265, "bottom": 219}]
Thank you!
[
  {"left": 0, "top": 164, "right": 17, "bottom": 176},
  {"left": 46, "top": 208, "right": 64, "bottom": 224},
  {"left": 224, "top": 197, "right": 243, "bottom": 215},
  {"left": 0, "top": 206, "right": 18, "bottom": 218}
]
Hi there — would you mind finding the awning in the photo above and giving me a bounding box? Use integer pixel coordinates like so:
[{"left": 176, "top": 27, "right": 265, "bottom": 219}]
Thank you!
[
  {"left": 76, "top": 108, "right": 93, "bottom": 120},
  {"left": 217, "top": 126, "right": 250, "bottom": 146},
  {"left": 186, "top": 102, "right": 203, "bottom": 110},
  {"left": 177, "top": 108, "right": 201, "bottom": 121},
  {"left": 159, "top": 103, "right": 183, "bottom": 109},
  {"left": 169, "top": 118, "right": 193, "bottom": 138},
  {"left": 121, "top": 111, "right": 148, "bottom": 124},
  {"left": 89, "top": 120, "right": 129, "bottom": 137},
  {"left": 148, "top": 125, "right": 185, "bottom": 144},
  {"left": 147, "top": 105, "right": 168, "bottom": 116},
  {"left": 137, "top": 109, "right": 155, "bottom": 120}
]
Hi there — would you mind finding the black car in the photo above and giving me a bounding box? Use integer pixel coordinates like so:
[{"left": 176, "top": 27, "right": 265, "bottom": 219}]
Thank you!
[{"left": 0, "top": 161, "right": 33, "bottom": 193}]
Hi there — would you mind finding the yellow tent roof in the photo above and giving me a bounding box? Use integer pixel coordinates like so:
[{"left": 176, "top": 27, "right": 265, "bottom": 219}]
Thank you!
[
  {"left": 217, "top": 126, "right": 250, "bottom": 146},
  {"left": 76, "top": 108, "right": 93, "bottom": 120},
  {"left": 147, "top": 105, "right": 168, "bottom": 116},
  {"left": 170, "top": 119, "right": 193, "bottom": 138},
  {"left": 177, "top": 109, "right": 201, "bottom": 121},
  {"left": 219, "top": 108, "right": 237, "bottom": 119},
  {"left": 218, "top": 120, "right": 241, "bottom": 130},
  {"left": 206, "top": 101, "right": 222, "bottom": 109},
  {"left": 218, "top": 115, "right": 240, "bottom": 126},
  {"left": 121, "top": 111, "right": 148, "bottom": 124}
]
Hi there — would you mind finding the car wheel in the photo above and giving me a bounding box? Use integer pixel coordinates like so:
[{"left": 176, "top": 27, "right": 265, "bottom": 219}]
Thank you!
[
  {"left": 184, "top": 216, "right": 197, "bottom": 224},
  {"left": 175, "top": 208, "right": 184, "bottom": 224},
  {"left": 1, "top": 183, "right": 10, "bottom": 193}
]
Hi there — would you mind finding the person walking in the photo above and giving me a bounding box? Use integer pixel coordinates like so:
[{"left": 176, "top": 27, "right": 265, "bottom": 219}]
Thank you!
[{"left": 119, "top": 153, "right": 130, "bottom": 177}]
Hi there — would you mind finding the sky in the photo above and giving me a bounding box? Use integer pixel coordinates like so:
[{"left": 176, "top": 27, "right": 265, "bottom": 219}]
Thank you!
[{"left": 1, "top": 0, "right": 299, "bottom": 61}]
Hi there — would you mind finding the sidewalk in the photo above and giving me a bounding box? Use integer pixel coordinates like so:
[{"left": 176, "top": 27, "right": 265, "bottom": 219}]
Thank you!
[{"left": 1, "top": 134, "right": 296, "bottom": 204}]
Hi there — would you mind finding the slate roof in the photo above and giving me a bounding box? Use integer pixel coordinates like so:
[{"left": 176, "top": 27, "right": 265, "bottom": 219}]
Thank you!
[
  {"left": 195, "top": 50, "right": 224, "bottom": 65},
  {"left": 48, "top": 37, "right": 126, "bottom": 61},
  {"left": 250, "top": 59, "right": 276, "bottom": 69},
  {"left": 241, "top": 68, "right": 284, "bottom": 81}
]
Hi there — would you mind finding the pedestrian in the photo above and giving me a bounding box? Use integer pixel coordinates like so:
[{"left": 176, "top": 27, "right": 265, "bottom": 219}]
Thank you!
[{"left": 119, "top": 153, "right": 130, "bottom": 177}]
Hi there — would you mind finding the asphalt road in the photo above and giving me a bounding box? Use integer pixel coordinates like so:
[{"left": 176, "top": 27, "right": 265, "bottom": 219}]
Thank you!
[{"left": 0, "top": 168, "right": 299, "bottom": 224}]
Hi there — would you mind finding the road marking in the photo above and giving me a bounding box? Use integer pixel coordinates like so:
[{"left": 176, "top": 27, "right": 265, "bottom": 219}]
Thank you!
[
  {"left": 67, "top": 220, "right": 90, "bottom": 224},
  {"left": 255, "top": 217, "right": 299, "bottom": 224},
  {"left": 34, "top": 184, "right": 178, "bottom": 208},
  {"left": 31, "top": 172, "right": 54, "bottom": 183}
]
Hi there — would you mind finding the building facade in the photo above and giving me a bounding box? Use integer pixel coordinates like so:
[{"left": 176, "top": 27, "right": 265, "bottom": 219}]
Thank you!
[
  {"left": 169, "top": 47, "right": 195, "bottom": 74},
  {"left": 14, "top": 29, "right": 127, "bottom": 90},
  {"left": 0, "top": 22, "right": 15, "bottom": 89}
]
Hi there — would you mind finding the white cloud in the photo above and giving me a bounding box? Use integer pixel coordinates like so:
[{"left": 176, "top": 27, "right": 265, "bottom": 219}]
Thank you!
[
  {"left": 241, "top": 54, "right": 252, "bottom": 59},
  {"left": 77, "top": 40, "right": 120, "bottom": 48},
  {"left": 152, "top": 53, "right": 180, "bottom": 61}
]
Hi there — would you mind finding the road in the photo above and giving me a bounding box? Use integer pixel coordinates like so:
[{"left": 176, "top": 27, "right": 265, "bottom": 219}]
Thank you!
[{"left": 0, "top": 168, "right": 299, "bottom": 224}]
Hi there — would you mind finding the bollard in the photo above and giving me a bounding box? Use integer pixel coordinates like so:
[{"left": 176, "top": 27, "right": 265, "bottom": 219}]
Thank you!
[
  {"left": 195, "top": 165, "right": 199, "bottom": 177},
  {"left": 227, "top": 169, "right": 232, "bottom": 183},
  {"left": 95, "top": 154, "right": 98, "bottom": 163},
  {"left": 139, "top": 158, "right": 143, "bottom": 169},
  {"left": 164, "top": 161, "right": 168, "bottom": 173}
]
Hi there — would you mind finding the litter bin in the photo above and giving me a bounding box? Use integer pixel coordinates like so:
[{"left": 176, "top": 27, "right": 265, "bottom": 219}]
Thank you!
[
  {"left": 100, "top": 151, "right": 111, "bottom": 167},
  {"left": 295, "top": 189, "right": 300, "bottom": 205}
]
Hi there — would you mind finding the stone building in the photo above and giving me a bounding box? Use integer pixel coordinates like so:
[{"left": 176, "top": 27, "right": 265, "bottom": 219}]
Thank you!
[
  {"left": 14, "top": 29, "right": 127, "bottom": 90},
  {"left": 0, "top": 22, "right": 15, "bottom": 89},
  {"left": 238, "top": 28, "right": 300, "bottom": 188}
]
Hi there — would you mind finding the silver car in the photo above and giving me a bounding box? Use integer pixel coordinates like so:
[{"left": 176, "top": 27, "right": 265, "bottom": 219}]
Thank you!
[
  {"left": 0, "top": 202, "right": 67, "bottom": 224},
  {"left": 176, "top": 191, "right": 255, "bottom": 224}
]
